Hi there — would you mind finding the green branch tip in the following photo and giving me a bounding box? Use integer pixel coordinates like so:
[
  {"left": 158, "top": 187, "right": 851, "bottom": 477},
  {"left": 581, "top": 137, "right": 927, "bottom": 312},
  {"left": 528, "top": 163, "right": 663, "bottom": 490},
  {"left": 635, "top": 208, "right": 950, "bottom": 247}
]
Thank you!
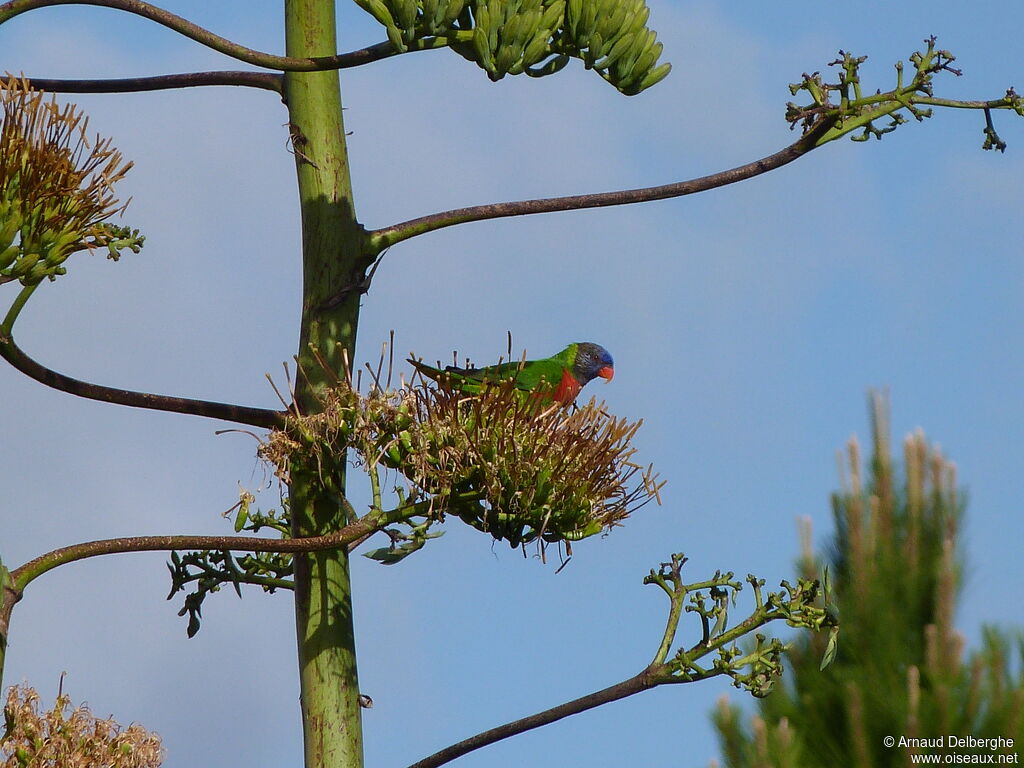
[
  {"left": 643, "top": 556, "right": 839, "bottom": 698},
  {"left": 788, "top": 37, "right": 1023, "bottom": 150}
]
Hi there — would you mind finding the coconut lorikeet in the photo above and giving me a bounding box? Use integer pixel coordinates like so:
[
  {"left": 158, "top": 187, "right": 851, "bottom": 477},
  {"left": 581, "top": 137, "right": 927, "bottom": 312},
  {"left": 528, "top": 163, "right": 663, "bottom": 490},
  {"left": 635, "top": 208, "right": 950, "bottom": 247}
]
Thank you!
[{"left": 409, "top": 342, "right": 614, "bottom": 405}]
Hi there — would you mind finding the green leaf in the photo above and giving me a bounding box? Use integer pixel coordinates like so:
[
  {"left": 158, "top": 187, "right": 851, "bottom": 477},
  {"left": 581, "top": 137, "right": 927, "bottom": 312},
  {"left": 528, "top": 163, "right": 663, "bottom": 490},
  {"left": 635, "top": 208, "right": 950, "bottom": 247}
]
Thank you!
[
  {"left": 234, "top": 496, "right": 250, "bottom": 532},
  {"left": 820, "top": 626, "right": 839, "bottom": 670},
  {"left": 362, "top": 538, "right": 426, "bottom": 564},
  {"left": 712, "top": 606, "right": 728, "bottom": 638}
]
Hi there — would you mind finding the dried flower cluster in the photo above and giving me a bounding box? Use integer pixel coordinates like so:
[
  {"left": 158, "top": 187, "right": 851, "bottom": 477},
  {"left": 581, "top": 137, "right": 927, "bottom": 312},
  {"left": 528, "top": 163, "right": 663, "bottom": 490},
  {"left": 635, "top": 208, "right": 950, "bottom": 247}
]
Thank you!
[
  {"left": 0, "top": 75, "right": 140, "bottom": 286},
  {"left": 1, "top": 683, "right": 163, "bottom": 768},
  {"left": 261, "top": 373, "right": 662, "bottom": 549}
]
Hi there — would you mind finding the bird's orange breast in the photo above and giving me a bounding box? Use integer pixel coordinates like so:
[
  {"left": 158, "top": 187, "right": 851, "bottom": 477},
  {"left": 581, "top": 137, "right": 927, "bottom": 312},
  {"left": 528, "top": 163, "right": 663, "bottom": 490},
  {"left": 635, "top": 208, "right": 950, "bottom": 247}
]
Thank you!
[{"left": 551, "top": 368, "right": 582, "bottom": 405}]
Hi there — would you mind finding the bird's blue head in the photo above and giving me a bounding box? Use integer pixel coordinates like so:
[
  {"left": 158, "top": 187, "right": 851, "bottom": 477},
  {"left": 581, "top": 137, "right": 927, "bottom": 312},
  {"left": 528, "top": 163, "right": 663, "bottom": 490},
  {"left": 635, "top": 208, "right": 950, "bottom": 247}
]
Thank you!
[{"left": 572, "top": 342, "right": 615, "bottom": 385}]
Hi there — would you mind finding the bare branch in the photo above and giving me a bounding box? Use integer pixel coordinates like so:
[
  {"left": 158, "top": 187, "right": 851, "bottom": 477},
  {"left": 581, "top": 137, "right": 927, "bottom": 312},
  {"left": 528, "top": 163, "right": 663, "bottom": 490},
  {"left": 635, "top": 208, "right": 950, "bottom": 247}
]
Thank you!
[
  {"left": 367, "top": 119, "right": 835, "bottom": 250},
  {"left": 0, "top": 0, "right": 448, "bottom": 72},
  {"left": 407, "top": 672, "right": 656, "bottom": 768},
  {"left": 21, "top": 72, "right": 283, "bottom": 95},
  {"left": 0, "top": 328, "right": 286, "bottom": 428},
  {"left": 406, "top": 556, "right": 835, "bottom": 768},
  {"left": 9, "top": 509, "right": 393, "bottom": 592}
]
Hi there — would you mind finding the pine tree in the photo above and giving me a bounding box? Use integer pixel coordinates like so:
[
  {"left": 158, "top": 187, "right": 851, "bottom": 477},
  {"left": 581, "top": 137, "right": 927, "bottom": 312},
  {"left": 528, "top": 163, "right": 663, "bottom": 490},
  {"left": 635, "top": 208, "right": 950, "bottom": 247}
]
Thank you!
[{"left": 713, "top": 393, "right": 1024, "bottom": 767}]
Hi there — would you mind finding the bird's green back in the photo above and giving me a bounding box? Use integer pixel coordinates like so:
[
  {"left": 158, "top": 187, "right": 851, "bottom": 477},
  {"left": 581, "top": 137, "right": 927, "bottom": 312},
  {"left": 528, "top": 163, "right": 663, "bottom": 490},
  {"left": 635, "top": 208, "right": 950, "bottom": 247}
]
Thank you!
[{"left": 449, "top": 344, "right": 577, "bottom": 393}]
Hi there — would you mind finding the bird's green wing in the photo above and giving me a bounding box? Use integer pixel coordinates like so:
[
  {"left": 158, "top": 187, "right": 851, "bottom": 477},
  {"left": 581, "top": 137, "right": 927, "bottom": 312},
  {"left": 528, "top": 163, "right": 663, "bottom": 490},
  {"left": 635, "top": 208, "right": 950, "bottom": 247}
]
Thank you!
[
  {"left": 410, "top": 345, "right": 577, "bottom": 395},
  {"left": 473, "top": 345, "right": 577, "bottom": 391},
  {"left": 497, "top": 358, "right": 569, "bottom": 392}
]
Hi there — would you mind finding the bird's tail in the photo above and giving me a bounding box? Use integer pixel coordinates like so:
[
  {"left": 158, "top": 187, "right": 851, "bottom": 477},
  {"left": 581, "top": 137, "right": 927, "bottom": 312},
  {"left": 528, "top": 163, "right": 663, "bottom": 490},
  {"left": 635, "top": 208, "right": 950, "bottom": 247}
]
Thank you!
[{"left": 407, "top": 357, "right": 444, "bottom": 381}]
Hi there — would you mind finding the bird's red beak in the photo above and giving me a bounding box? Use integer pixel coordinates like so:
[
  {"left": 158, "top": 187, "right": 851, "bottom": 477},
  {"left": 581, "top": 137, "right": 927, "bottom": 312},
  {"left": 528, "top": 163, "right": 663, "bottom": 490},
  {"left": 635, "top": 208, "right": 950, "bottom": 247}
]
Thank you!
[{"left": 598, "top": 366, "right": 614, "bottom": 381}]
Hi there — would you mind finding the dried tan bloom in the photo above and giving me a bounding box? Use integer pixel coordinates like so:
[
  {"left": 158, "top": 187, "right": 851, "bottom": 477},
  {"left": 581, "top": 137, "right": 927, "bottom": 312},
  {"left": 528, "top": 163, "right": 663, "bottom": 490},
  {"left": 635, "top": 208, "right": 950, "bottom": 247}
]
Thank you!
[
  {"left": 0, "top": 75, "right": 135, "bottom": 286},
  {"left": 261, "top": 373, "right": 663, "bottom": 552},
  {"left": 1, "top": 683, "right": 163, "bottom": 768}
]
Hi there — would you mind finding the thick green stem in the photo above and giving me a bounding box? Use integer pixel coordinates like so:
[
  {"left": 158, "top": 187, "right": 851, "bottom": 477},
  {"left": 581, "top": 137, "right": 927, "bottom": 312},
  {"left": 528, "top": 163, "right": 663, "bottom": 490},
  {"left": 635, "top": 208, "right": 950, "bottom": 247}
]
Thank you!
[
  {"left": 0, "top": 565, "right": 13, "bottom": 692},
  {"left": 651, "top": 582, "right": 684, "bottom": 666},
  {"left": 284, "top": 2, "right": 370, "bottom": 767},
  {"left": 1, "top": 283, "right": 37, "bottom": 334}
]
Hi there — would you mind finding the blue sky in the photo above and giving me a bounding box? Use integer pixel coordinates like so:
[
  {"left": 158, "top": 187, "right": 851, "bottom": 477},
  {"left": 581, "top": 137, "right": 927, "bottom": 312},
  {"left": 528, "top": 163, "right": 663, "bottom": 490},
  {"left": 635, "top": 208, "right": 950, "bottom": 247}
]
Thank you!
[{"left": 1, "top": 1, "right": 1022, "bottom": 766}]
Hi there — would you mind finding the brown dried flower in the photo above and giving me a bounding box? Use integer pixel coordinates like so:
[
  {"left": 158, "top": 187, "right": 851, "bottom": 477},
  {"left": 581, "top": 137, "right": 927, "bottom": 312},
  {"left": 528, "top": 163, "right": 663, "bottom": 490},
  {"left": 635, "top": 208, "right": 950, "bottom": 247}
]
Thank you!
[
  {"left": 0, "top": 75, "right": 137, "bottom": 286},
  {"left": 1, "top": 683, "right": 163, "bottom": 768}
]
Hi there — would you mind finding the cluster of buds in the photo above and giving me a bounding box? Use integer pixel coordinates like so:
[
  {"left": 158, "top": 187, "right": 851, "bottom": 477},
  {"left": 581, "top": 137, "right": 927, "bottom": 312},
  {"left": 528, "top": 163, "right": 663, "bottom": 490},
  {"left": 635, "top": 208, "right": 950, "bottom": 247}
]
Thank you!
[
  {"left": 785, "top": 37, "right": 1023, "bottom": 150},
  {"left": 0, "top": 75, "right": 141, "bottom": 287},
  {"left": 260, "top": 369, "right": 662, "bottom": 553},
  {"left": 353, "top": 0, "right": 670, "bottom": 94}
]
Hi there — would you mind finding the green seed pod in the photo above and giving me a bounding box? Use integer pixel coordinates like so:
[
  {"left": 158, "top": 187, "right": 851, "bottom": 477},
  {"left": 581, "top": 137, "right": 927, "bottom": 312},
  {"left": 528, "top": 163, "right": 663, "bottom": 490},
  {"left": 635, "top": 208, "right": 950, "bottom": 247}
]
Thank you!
[
  {"left": 472, "top": 26, "right": 494, "bottom": 71},
  {"left": 601, "top": 26, "right": 640, "bottom": 81},
  {"left": 422, "top": 0, "right": 440, "bottom": 26},
  {"left": 22, "top": 259, "right": 52, "bottom": 285},
  {"left": 596, "top": 27, "right": 634, "bottom": 70},
  {"left": 234, "top": 500, "right": 250, "bottom": 532},
  {"left": 474, "top": 1, "right": 492, "bottom": 35},
  {"left": 598, "top": 21, "right": 643, "bottom": 70},
  {"left": 613, "top": 28, "right": 655, "bottom": 86},
  {"left": 385, "top": 23, "right": 407, "bottom": 51},
  {"left": 44, "top": 232, "right": 79, "bottom": 266},
  {"left": 442, "top": 0, "right": 467, "bottom": 25},
  {"left": 594, "top": 0, "right": 628, "bottom": 44},
  {"left": 581, "top": 32, "right": 601, "bottom": 66},
  {"left": 0, "top": 244, "right": 19, "bottom": 271},
  {"left": 565, "top": 0, "right": 583, "bottom": 38},
  {"left": 486, "top": 0, "right": 504, "bottom": 49},
  {"left": 628, "top": 61, "right": 671, "bottom": 94},
  {"left": 519, "top": 9, "right": 544, "bottom": 47},
  {"left": 0, "top": 217, "right": 20, "bottom": 253},
  {"left": 8, "top": 251, "right": 39, "bottom": 279},
  {"left": 597, "top": 0, "right": 628, "bottom": 36},
  {"left": 390, "top": 0, "right": 419, "bottom": 40},
  {"left": 539, "top": 0, "right": 564, "bottom": 33},
  {"left": 613, "top": 14, "right": 640, "bottom": 50},
  {"left": 495, "top": 44, "right": 519, "bottom": 76},
  {"left": 521, "top": 30, "right": 553, "bottom": 67},
  {"left": 568, "top": 0, "right": 597, "bottom": 49},
  {"left": 501, "top": 12, "right": 522, "bottom": 45},
  {"left": 627, "top": 3, "right": 650, "bottom": 33},
  {"left": 355, "top": 0, "right": 407, "bottom": 51},
  {"left": 624, "top": 38, "right": 663, "bottom": 88}
]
